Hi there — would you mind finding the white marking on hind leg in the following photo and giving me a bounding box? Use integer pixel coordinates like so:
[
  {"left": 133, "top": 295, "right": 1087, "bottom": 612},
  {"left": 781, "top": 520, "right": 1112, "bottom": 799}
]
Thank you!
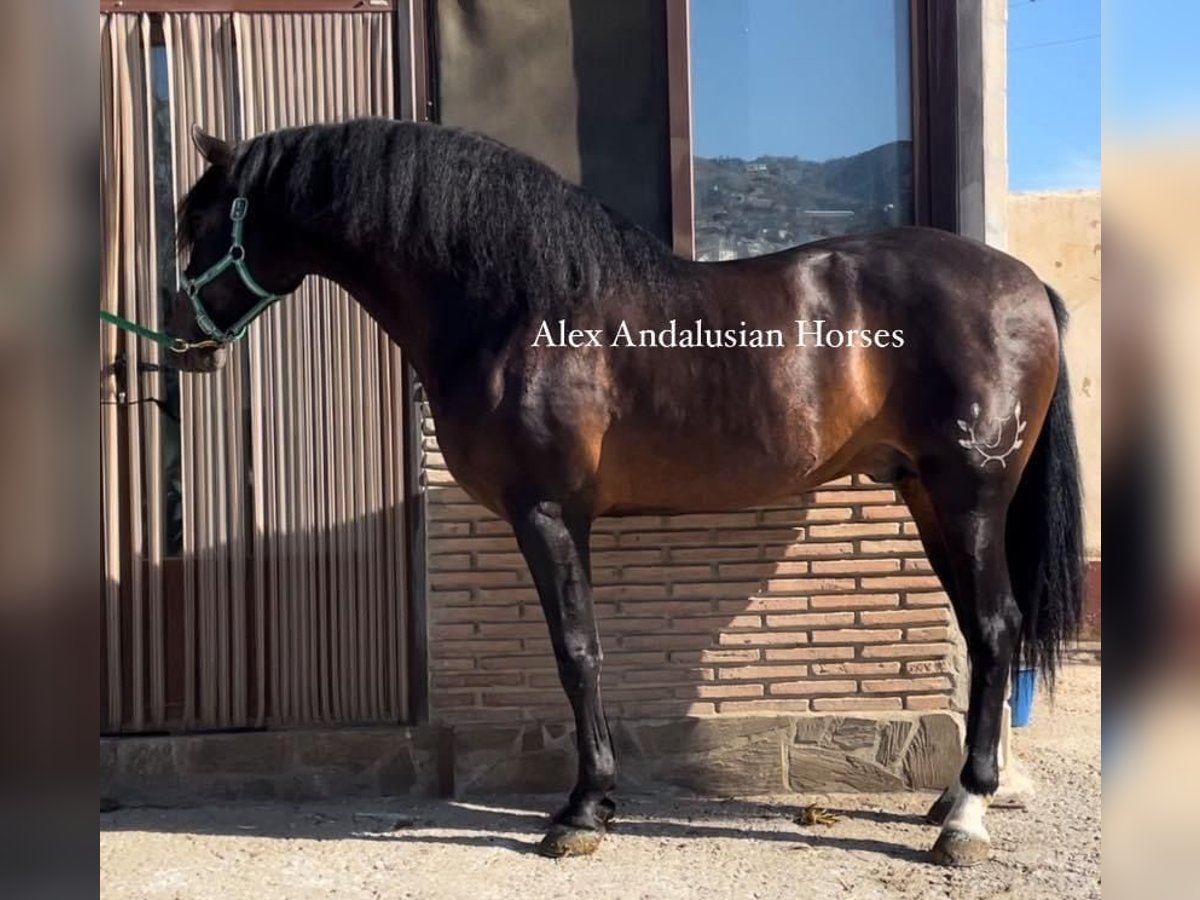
[{"left": 943, "top": 790, "right": 990, "bottom": 841}]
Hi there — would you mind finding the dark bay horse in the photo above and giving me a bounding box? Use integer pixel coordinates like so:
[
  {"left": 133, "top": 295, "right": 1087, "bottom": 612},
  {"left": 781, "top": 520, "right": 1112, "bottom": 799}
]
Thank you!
[{"left": 169, "top": 119, "right": 1084, "bottom": 866}]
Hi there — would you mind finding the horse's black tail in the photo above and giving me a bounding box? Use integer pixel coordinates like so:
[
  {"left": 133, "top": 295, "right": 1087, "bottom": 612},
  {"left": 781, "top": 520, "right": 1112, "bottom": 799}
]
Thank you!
[{"left": 1005, "top": 283, "right": 1086, "bottom": 689}]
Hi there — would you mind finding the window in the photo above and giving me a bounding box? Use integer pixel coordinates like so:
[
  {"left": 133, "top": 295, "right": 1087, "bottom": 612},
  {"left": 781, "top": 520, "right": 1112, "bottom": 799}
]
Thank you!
[{"left": 690, "top": 0, "right": 914, "bottom": 260}]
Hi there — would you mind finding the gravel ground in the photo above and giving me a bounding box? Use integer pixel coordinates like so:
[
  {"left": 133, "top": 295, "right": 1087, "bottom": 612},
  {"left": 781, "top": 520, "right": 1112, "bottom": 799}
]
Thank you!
[{"left": 101, "top": 663, "right": 1100, "bottom": 899}]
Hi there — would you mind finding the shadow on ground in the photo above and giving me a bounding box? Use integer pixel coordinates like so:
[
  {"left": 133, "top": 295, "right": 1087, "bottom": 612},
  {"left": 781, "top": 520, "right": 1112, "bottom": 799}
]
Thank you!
[{"left": 99, "top": 791, "right": 936, "bottom": 863}]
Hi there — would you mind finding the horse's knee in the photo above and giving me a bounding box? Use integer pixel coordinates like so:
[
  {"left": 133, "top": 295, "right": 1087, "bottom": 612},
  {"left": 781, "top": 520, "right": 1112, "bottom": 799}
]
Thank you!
[{"left": 557, "top": 639, "right": 602, "bottom": 690}]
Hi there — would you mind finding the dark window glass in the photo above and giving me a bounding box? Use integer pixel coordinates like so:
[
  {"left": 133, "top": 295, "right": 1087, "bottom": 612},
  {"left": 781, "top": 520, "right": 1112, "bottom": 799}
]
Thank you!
[{"left": 691, "top": 0, "right": 914, "bottom": 260}]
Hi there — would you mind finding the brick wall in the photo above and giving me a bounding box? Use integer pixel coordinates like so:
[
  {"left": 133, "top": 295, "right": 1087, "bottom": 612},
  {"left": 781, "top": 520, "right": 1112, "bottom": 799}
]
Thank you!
[{"left": 421, "top": 404, "right": 961, "bottom": 726}]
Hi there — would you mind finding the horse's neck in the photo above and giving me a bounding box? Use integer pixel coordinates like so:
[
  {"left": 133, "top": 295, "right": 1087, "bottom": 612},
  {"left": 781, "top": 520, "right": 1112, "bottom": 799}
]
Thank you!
[{"left": 293, "top": 221, "right": 478, "bottom": 396}]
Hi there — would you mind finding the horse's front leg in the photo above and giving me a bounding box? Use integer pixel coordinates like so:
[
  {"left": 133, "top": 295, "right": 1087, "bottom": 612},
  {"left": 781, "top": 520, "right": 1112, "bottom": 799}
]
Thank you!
[{"left": 512, "top": 500, "right": 615, "bottom": 858}]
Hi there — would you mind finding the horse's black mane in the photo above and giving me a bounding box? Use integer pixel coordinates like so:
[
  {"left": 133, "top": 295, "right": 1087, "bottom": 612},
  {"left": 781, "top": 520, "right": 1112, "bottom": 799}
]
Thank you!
[{"left": 179, "top": 118, "right": 685, "bottom": 317}]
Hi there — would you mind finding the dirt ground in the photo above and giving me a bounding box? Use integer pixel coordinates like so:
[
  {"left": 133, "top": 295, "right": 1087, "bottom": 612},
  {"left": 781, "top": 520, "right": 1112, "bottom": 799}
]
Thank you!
[{"left": 100, "top": 663, "right": 1100, "bottom": 899}]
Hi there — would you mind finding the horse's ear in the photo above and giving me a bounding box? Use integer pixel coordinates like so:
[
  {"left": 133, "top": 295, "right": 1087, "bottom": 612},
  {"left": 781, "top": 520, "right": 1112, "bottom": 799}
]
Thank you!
[{"left": 190, "top": 124, "right": 233, "bottom": 168}]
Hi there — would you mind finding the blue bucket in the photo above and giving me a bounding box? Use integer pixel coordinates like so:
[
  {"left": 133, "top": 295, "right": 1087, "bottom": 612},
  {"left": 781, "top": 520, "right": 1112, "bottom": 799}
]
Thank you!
[{"left": 1010, "top": 668, "right": 1037, "bottom": 727}]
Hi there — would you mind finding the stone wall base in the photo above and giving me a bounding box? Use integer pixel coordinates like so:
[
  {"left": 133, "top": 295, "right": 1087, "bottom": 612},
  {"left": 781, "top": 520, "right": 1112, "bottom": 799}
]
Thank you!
[{"left": 101, "top": 713, "right": 962, "bottom": 806}]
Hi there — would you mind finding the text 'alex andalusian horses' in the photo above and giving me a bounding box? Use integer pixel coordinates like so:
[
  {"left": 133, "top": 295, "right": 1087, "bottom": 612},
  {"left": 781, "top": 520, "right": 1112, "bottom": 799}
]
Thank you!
[{"left": 167, "top": 119, "right": 1083, "bottom": 866}]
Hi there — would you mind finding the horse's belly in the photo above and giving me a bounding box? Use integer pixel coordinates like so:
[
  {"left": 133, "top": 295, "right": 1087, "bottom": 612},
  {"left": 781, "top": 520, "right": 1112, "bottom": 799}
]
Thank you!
[{"left": 594, "top": 431, "right": 818, "bottom": 515}]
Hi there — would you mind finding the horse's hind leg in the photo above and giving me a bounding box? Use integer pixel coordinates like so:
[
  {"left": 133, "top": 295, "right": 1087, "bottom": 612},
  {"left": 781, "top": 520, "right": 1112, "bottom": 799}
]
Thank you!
[
  {"left": 912, "top": 465, "right": 1023, "bottom": 867},
  {"left": 511, "top": 500, "right": 615, "bottom": 858},
  {"left": 896, "top": 478, "right": 966, "bottom": 826}
]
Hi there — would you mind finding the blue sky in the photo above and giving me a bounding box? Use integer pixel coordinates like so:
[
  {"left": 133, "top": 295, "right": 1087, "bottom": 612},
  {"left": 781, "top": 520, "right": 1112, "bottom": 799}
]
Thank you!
[
  {"left": 1008, "top": 0, "right": 1100, "bottom": 190},
  {"left": 691, "top": 0, "right": 911, "bottom": 161},
  {"left": 690, "top": 0, "right": 1101, "bottom": 191}
]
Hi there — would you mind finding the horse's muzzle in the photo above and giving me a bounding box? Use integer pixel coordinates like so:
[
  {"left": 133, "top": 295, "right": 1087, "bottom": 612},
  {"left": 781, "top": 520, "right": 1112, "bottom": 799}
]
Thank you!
[{"left": 165, "top": 344, "right": 229, "bottom": 373}]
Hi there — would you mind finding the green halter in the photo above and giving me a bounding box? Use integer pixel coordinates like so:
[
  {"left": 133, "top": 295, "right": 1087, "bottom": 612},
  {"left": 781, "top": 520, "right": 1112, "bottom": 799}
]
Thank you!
[{"left": 99, "top": 197, "right": 285, "bottom": 353}]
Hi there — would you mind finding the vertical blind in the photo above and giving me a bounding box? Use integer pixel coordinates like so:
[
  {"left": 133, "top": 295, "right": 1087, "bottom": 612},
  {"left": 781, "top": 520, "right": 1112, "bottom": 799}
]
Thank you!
[{"left": 100, "top": 10, "right": 410, "bottom": 733}]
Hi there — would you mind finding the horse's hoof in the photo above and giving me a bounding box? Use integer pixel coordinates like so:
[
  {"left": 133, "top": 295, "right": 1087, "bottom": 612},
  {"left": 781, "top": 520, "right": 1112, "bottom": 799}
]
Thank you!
[
  {"left": 929, "top": 829, "right": 991, "bottom": 867},
  {"left": 537, "top": 824, "right": 605, "bottom": 858},
  {"left": 925, "top": 791, "right": 956, "bottom": 826}
]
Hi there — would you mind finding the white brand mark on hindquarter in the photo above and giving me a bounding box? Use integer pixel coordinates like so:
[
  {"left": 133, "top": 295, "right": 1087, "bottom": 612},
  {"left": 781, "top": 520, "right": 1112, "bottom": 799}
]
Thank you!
[{"left": 956, "top": 401, "right": 1026, "bottom": 468}]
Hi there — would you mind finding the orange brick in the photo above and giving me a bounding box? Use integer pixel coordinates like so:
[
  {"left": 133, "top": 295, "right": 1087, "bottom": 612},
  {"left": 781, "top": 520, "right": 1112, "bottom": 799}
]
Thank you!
[
  {"left": 769, "top": 679, "right": 857, "bottom": 696},
  {"left": 812, "top": 697, "right": 904, "bottom": 712},
  {"left": 696, "top": 648, "right": 761, "bottom": 663},
  {"left": 761, "top": 509, "right": 821, "bottom": 525},
  {"left": 811, "top": 558, "right": 902, "bottom": 575},
  {"left": 859, "top": 608, "right": 952, "bottom": 626},
  {"left": 810, "top": 628, "right": 903, "bottom": 644},
  {"left": 765, "top": 611, "right": 856, "bottom": 629},
  {"left": 793, "top": 506, "right": 854, "bottom": 522},
  {"left": 474, "top": 551, "right": 527, "bottom": 569},
  {"left": 771, "top": 542, "right": 854, "bottom": 559},
  {"left": 906, "top": 695, "right": 951, "bottom": 710},
  {"left": 907, "top": 626, "right": 953, "bottom": 641},
  {"left": 431, "top": 657, "right": 476, "bottom": 672},
  {"left": 603, "top": 616, "right": 670, "bottom": 634},
  {"left": 614, "top": 600, "right": 714, "bottom": 617},
  {"left": 765, "top": 646, "right": 855, "bottom": 662},
  {"left": 671, "top": 545, "right": 759, "bottom": 563},
  {"left": 694, "top": 683, "right": 765, "bottom": 699},
  {"left": 719, "top": 561, "right": 809, "bottom": 578},
  {"left": 435, "top": 672, "right": 523, "bottom": 689},
  {"left": 438, "top": 639, "right": 522, "bottom": 655},
  {"left": 593, "top": 584, "right": 670, "bottom": 601},
  {"left": 432, "top": 606, "right": 522, "bottom": 624},
  {"left": 812, "top": 489, "right": 896, "bottom": 504},
  {"left": 859, "top": 575, "right": 943, "bottom": 591},
  {"left": 666, "top": 512, "right": 758, "bottom": 528},
  {"left": 430, "top": 590, "right": 472, "bottom": 605},
  {"left": 862, "top": 677, "right": 953, "bottom": 693},
  {"left": 860, "top": 641, "right": 954, "bottom": 659},
  {"left": 716, "top": 528, "right": 802, "bottom": 544},
  {"left": 593, "top": 549, "right": 662, "bottom": 567},
  {"left": 672, "top": 581, "right": 763, "bottom": 599},
  {"left": 671, "top": 615, "right": 761, "bottom": 632},
  {"left": 429, "top": 521, "right": 472, "bottom": 537},
  {"left": 859, "top": 539, "right": 924, "bottom": 554},
  {"left": 430, "top": 570, "right": 520, "bottom": 589},
  {"left": 477, "top": 655, "right": 555, "bottom": 671},
  {"left": 594, "top": 515, "right": 663, "bottom": 532},
  {"left": 718, "top": 631, "right": 810, "bottom": 647},
  {"left": 471, "top": 586, "right": 536, "bottom": 604},
  {"left": 810, "top": 662, "right": 901, "bottom": 676},
  {"left": 717, "top": 699, "right": 811, "bottom": 714},
  {"left": 479, "top": 622, "right": 548, "bottom": 639},
  {"left": 862, "top": 504, "right": 910, "bottom": 520},
  {"left": 468, "top": 521, "right": 510, "bottom": 536},
  {"left": 717, "top": 664, "right": 809, "bottom": 681},
  {"left": 902, "top": 522, "right": 920, "bottom": 536},
  {"left": 733, "top": 596, "right": 810, "bottom": 613},
  {"left": 905, "top": 591, "right": 949, "bottom": 606},
  {"left": 619, "top": 530, "right": 710, "bottom": 547},
  {"left": 809, "top": 593, "right": 899, "bottom": 610},
  {"left": 433, "top": 537, "right": 515, "bottom": 553},
  {"left": 432, "top": 624, "right": 477, "bottom": 640},
  {"left": 903, "top": 559, "right": 933, "bottom": 573},
  {"left": 629, "top": 700, "right": 717, "bottom": 717},
  {"left": 621, "top": 633, "right": 716, "bottom": 650},
  {"left": 808, "top": 522, "right": 900, "bottom": 539},
  {"left": 621, "top": 667, "right": 714, "bottom": 684},
  {"left": 605, "top": 651, "right": 669, "bottom": 666},
  {"left": 766, "top": 576, "right": 857, "bottom": 594},
  {"left": 434, "top": 692, "right": 480, "bottom": 709},
  {"left": 624, "top": 565, "right": 712, "bottom": 582}
]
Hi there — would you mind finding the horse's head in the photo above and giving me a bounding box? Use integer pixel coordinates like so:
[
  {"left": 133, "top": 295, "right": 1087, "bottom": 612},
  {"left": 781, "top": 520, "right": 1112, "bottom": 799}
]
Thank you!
[{"left": 167, "top": 126, "right": 303, "bottom": 372}]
